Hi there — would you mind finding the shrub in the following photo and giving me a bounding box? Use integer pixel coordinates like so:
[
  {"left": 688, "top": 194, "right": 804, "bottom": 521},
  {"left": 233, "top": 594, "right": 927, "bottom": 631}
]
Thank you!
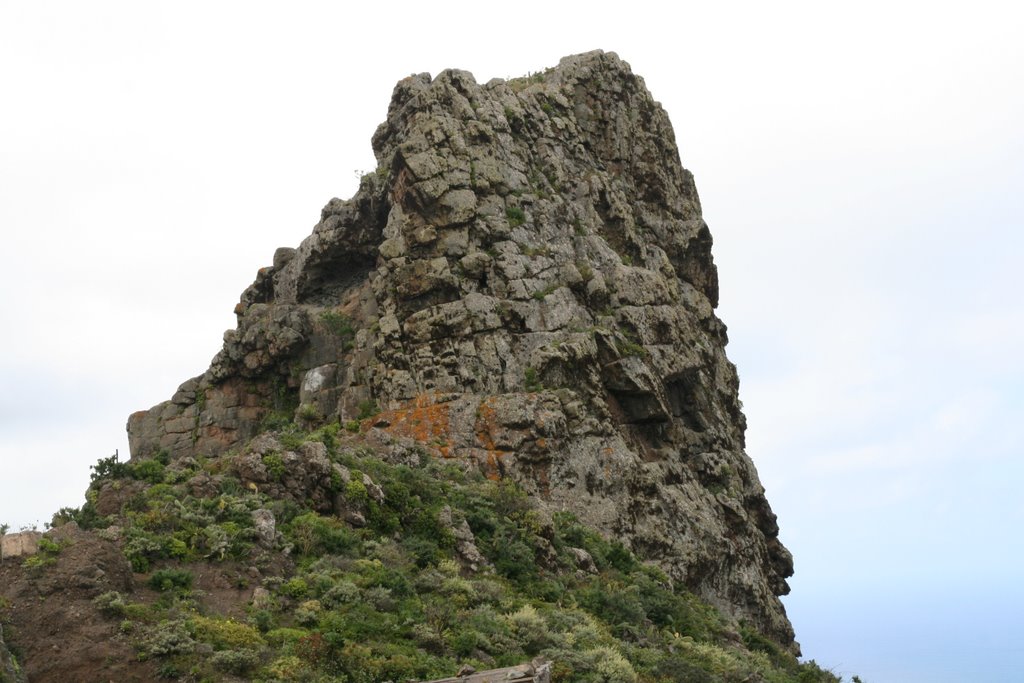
[
  {"left": 281, "top": 577, "right": 309, "bottom": 599},
  {"left": 267, "top": 655, "right": 308, "bottom": 680},
  {"left": 37, "top": 536, "right": 61, "bottom": 554},
  {"left": 524, "top": 367, "right": 542, "bottom": 392},
  {"left": 147, "top": 568, "right": 193, "bottom": 592},
  {"left": 287, "top": 512, "right": 356, "bottom": 557},
  {"left": 298, "top": 402, "right": 320, "bottom": 422},
  {"left": 22, "top": 537, "right": 60, "bottom": 571},
  {"left": 294, "top": 599, "right": 323, "bottom": 626},
  {"left": 210, "top": 648, "right": 261, "bottom": 674},
  {"left": 138, "top": 619, "right": 196, "bottom": 658},
  {"left": 90, "top": 453, "right": 130, "bottom": 484},
  {"left": 132, "top": 459, "right": 167, "bottom": 484},
  {"left": 123, "top": 530, "right": 166, "bottom": 573},
  {"left": 251, "top": 609, "right": 275, "bottom": 633},
  {"left": 547, "top": 645, "right": 637, "bottom": 683},
  {"left": 262, "top": 453, "right": 286, "bottom": 481},
  {"left": 192, "top": 615, "right": 265, "bottom": 650},
  {"left": 356, "top": 399, "right": 379, "bottom": 420},
  {"left": 93, "top": 591, "right": 127, "bottom": 617},
  {"left": 320, "top": 579, "right": 360, "bottom": 607},
  {"left": 506, "top": 604, "right": 555, "bottom": 654},
  {"left": 50, "top": 504, "right": 107, "bottom": 530},
  {"left": 264, "top": 627, "right": 310, "bottom": 648}
]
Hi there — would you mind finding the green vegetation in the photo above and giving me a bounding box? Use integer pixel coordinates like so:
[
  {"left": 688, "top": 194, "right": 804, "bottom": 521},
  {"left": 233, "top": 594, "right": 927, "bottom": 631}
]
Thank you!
[
  {"left": 616, "top": 339, "right": 648, "bottom": 358},
  {"left": 148, "top": 568, "right": 194, "bottom": 593},
  {"left": 320, "top": 310, "right": 357, "bottom": 350},
  {"left": 532, "top": 284, "right": 559, "bottom": 301},
  {"left": 524, "top": 367, "right": 543, "bottom": 392},
  {"left": 21, "top": 536, "right": 62, "bottom": 571},
  {"left": 507, "top": 69, "right": 551, "bottom": 92},
  {"left": 262, "top": 453, "right": 286, "bottom": 482},
  {"left": 356, "top": 399, "right": 380, "bottom": 420},
  {"left": 69, "top": 419, "right": 838, "bottom": 683},
  {"left": 506, "top": 206, "right": 526, "bottom": 227}
]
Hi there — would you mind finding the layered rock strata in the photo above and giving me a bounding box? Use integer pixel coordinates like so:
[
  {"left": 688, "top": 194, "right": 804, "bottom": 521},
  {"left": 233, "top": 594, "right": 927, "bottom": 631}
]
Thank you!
[{"left": 128, "top": 51, "right": 797, "bottom": 647}]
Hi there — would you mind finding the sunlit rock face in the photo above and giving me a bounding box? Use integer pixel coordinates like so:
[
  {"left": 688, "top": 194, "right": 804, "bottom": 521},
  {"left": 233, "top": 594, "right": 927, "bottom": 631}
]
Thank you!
[{"left": 128, "top": 51, "right": 797, "bottom": 648}]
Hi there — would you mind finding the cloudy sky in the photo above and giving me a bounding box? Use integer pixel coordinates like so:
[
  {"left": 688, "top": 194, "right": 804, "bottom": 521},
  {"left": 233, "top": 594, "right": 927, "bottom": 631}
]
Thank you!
[{"left": 2, "top": 2, "right": 1021, "bottom": 681}]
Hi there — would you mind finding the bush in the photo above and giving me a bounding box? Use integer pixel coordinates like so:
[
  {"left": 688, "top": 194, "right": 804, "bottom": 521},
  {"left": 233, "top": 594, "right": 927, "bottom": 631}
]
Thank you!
[
  {"left": 210, "top": 648, "right": 261, "bottom": 674},
  {"left": 280, "top": 577, "right": 309, "bottom": 599},
  {"left": 123, "top": 530, "right": 166, "bottom": 573},
  {"left": 286, "top": 513, "right": 356, "bottom": 557},
  {"left": 262, "top": 453, "right": 286, "bottom": 481},
  {"left": 90, "top": 453, "right": 130, "bottom": 484},
  {"left": 93, "top": 591, "right": 127, "bottom": 617},
  {"left": 265, "top": 627, "right": 310, "bottom": 648},
  {"left": 147, "top": 568, "right": 193, "bottom": 592},
  {"left": 132, "top": 459, "right": 166, "bottom": 484},
  {"left": 50, "top": 504, "right": 107, "bottom": 530},
  {"left": 357, "top": 399, "right": 379, "bottom": 420},
  {"left": 547, "top": 645, "right": 637, "bottom": 683},
  {"left": 267, "top": 655, "right": 308, "bottom": 680},
  {"left": 192, "top": 615, "right": 265, "bottom": 650},
  {"left": 138, "top": 619, "right": 196, "bottom": 658}
]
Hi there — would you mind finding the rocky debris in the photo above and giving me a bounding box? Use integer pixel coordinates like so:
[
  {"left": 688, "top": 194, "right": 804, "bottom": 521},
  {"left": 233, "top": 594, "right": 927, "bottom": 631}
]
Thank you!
[{"left": 126, "top": 51, "right": 797, "bottom": 647}]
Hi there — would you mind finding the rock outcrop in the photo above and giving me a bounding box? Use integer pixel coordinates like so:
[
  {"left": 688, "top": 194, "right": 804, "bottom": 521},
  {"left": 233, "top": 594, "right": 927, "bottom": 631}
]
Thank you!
[
  {"left": 128, "top": 51, "right": 796, "bottom": 646},
  {"left": 0, "top": 532, "right": 41, "bottom": 562}
]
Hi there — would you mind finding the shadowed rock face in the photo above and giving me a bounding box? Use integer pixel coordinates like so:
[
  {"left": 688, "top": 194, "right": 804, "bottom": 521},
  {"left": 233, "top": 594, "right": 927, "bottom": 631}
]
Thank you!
[{"left": 127, "top": 50, "right": 797, "bottom": 647}]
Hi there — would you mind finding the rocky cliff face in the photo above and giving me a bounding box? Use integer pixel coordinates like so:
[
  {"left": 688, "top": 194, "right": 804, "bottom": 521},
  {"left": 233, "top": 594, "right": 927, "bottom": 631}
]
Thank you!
[{"left": 128, "top": 51, "right": 796, "bottom": 647}]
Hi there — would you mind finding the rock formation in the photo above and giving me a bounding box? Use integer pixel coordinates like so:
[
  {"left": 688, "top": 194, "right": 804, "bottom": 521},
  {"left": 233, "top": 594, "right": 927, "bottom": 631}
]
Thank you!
[{"left": 128, "top": 50, "right": 796, "bottom": 647}]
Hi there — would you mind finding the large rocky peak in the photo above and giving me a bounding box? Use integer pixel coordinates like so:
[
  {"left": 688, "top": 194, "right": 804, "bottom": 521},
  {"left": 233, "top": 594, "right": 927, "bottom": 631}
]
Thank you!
[{"left": 128, "top": 51, "right": 796, "bottom": 646}]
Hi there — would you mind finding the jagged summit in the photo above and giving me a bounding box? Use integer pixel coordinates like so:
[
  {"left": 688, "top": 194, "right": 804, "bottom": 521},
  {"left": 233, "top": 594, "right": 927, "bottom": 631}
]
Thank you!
[{"left": 127, "top": 50, "right": 796, "bottom": 647}]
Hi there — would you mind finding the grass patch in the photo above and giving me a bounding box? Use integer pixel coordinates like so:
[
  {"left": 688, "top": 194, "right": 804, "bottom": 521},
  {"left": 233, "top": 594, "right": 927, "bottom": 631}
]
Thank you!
[{"left": 506, "top": 206, "right": 526, "bottom": 227}]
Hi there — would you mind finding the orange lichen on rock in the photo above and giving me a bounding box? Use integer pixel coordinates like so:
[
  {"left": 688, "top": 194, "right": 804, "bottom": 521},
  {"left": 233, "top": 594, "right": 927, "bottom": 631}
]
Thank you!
[
  {"left": 368, "top": 393, "right": 452, "bottom": 456},
  {"left": 474, "top": 397, "right": 506, "bottom": 480}
]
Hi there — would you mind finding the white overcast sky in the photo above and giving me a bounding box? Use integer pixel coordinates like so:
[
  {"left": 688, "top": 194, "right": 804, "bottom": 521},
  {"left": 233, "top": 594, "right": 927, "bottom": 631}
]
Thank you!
[{"left": 2, "top": 2, "right": 1022, "bottom": 681}]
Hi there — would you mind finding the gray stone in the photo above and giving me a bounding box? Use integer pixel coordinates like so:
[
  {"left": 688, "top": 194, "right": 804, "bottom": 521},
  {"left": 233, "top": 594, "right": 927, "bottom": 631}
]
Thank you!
[
  {"left": 251, "top": 509, "right": 277, "bottom": 548},
  {"left": 273, "top": 247, "right": 296, "bottom": 270}
]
